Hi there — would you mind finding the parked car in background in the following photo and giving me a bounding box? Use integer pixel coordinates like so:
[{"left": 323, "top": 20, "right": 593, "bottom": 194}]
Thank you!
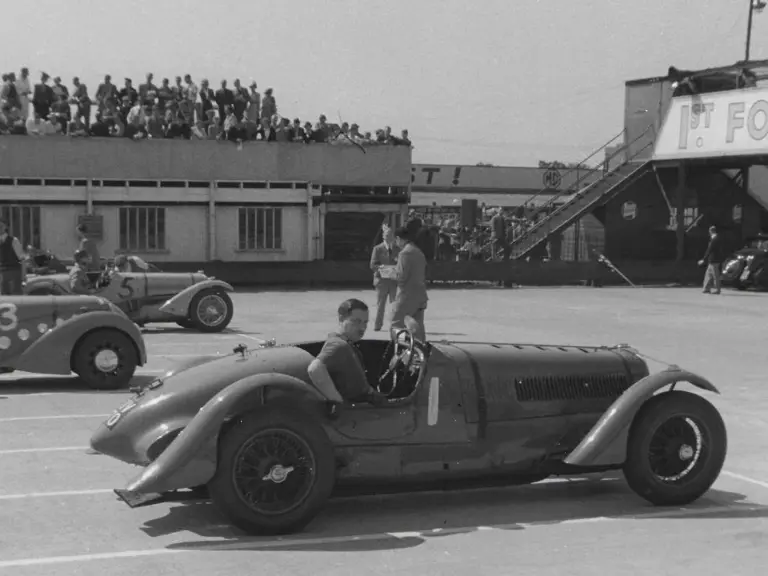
[
  {"left": 24, "top": 264, "right": 234, "bottom": 332},
  {"left": 0, "top": 295, "right": 146, "bottom": 389},
  {"left": 721, "top": 234, "right": 768, "bottom": 290}
]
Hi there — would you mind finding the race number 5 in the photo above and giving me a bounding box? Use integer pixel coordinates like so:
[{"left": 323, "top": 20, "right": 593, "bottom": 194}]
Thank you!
[
  {"left": 117, "top": 277, "right": 134, "bottom": 300},
  {"left": 0, "top": 302, "right": 19, "bottom": 332}
]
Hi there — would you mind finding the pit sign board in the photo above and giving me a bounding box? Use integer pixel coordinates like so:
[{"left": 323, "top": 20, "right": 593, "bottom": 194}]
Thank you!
[{"left": 654, "top": 86, "right": 768, "bottom": 160}]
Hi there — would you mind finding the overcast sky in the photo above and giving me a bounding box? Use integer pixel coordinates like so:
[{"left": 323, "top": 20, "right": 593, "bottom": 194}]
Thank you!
[{"left": 1, "top": 0, "right": 762, "bottom": 167}]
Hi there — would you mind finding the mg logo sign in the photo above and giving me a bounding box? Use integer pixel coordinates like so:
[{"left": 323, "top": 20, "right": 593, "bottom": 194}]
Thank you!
[{"left": 542, "top": 168, "right": 561, "bottom": 190}]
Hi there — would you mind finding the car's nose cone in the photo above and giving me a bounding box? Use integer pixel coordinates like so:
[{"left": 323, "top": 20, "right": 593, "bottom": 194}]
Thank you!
[{"left": 90, "top": 423, "right": 135, "bottom": 463}]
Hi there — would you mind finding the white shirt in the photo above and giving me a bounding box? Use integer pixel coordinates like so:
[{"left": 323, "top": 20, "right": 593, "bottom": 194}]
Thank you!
[{"left": 15, "top": 77, "right": 30, "bottom": 100}]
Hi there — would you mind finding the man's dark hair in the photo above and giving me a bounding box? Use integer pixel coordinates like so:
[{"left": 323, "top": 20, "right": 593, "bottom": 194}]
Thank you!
[
  {"left": 73, "top": 249, "right": 89, "bottom": 261},
  {"left": 77, "top": 223, "right": 87, "bottom": 234},
  {"left": 394, "top": 226, "right": 411, "bottom": 241},
  {"left": 338, "top": 298, "right": 368, "bottom": 320}
]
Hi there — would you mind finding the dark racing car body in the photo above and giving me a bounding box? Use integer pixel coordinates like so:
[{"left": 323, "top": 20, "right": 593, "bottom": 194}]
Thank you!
[
  {"left": 91, "top": 332, "right": 727, "bottom": 535},
  {"left": 721, "top": 234, "right": 768, "bottom": 290}
]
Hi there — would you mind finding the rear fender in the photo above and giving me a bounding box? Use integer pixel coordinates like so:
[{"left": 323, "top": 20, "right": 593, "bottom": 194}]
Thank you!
[
  {"left": 124, "top": 373, "right": 327, "bottom": 494},
  {"left": 159, "top": 279, "right": 234, "bottom": 317},
  {"left": 13, "top": 311, "right": 146, "bottom": 375},
  {"left": 25, "top": 278, "right": 68, "bottom": 295},
  {"left": 563, "top": 367, "right": 719, "bottom": 468}
]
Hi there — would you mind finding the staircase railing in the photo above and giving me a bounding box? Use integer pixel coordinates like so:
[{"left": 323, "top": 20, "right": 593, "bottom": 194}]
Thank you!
[{"left": 508, "top": 124, "right": 657, "bottom": 253}]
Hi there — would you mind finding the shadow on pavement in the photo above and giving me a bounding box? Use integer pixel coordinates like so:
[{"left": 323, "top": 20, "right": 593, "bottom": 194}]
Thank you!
[{"left": 141, "top": 476, "right": 765, "bottom": 553}]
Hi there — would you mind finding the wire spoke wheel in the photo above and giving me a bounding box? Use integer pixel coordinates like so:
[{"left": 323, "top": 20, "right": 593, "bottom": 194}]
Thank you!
[
  {"left": 647, "top": 416, "right": 705, "bottom": 484},
  {"left": 232, "top": 429, "right": 316, "bottom": 516},
  {"left": 196, "top": 294, "right": 228, "bottom": 327}
]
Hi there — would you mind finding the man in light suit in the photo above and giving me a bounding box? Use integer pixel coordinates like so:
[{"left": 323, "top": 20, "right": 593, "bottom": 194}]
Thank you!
[
  {"left": 390, "top": 226, "right": 428, "bottom": 342},
  {"left": 370, "top": 224, "right": 400, "bottom": 331}
]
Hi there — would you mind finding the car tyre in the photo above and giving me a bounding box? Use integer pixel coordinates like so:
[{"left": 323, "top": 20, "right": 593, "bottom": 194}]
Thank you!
[
  {"left": 623, "top": 390, "right": 726, "bottom": 507},
  {"left": 175, "top": 319, "right": 195, "bottom": 329},
  {"left": 72, "top": 329, "right": 139, "bottom": 390},
  {"left": 188, "top": 289, "right": 233, "bottom": 333},
  {"left": 208, "top": 408, "right": 335, "bottom": 535}
]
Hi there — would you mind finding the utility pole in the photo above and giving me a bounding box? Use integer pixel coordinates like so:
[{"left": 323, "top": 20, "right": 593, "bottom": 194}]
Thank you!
[{"left": 746, "top": 0, "right": 766, "bottom": 62}]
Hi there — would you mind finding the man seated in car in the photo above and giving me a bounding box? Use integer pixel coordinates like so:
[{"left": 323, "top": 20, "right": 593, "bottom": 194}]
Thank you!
[{"left": 307, "top": 298, "right": 389, "bottom": 406}]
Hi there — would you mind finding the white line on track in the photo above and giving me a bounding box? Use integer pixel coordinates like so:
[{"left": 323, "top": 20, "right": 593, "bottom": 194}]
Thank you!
[
  {"left": 722, "top": 470, "right": 768, "bottom": 491},
  {"left": 0, "top": 446, "right": 89, "bottom": 455},
  {"left": 0, "top": 503, "right": 760, "bottom": 570},
  {"left": 0, "top": 488, "right": 114, "bottom": 501},
  {"left": 0, "top": 414, "right": 108, "bottom": 423}
]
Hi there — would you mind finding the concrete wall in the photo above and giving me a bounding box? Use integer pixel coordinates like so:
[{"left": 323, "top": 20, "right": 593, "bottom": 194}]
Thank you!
[{"left": 0, "top": 137, "right": 412, "bottom": 187}]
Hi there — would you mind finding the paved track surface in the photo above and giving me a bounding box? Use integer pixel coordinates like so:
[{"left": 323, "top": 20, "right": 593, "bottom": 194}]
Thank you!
[{"left": 1, "top": 287, "right": 768, "bottom": 575}]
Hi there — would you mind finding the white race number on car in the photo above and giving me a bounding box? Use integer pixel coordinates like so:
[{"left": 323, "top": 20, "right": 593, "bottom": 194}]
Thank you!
[
  {"left": 105, "top": 400, "right": 137, "bottom": 430},
  {"left": 0, "top": 303, "right": 19, "bottom": 332}
]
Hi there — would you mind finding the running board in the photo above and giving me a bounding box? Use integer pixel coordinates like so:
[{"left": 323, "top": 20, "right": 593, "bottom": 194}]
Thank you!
[{"left": 114, "top": 487, "right": 208, "bottom": 508}]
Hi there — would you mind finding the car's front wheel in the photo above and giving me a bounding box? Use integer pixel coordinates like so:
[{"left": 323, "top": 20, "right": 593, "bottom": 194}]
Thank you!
[
  {"left": 623, "top": 390, "right": 726, "bottom": 506},
  {"left": 72, "top": 329, "right": 139, "bottom": 390},
  {"left": 208, "top": 408, "right": 335, "bottom": 535},
  {"left": 188, "top": 289, "right": 233, "bottom": 333}
]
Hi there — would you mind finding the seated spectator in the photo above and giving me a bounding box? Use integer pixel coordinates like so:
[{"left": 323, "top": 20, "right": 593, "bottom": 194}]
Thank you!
[
  {"left": 303, "top": 121, "right": 315, "bottom": 143},
  {"left": 68, "top": 116, "right": 88, "bottom": 137},
  {"left": 274, "top": 117, "right": 291, "bottom": 142},
  {"left": 50, "top": 94, "right": 70, "bottom": 133},
  {"left": 26, "top": 112, "right": 56, "bottom": 136},
  {"left": 349, "top": 123, "right": 364, "bottom": 142},
  {"left": 289, "top": 118, "right": 305, "bottom": 142},
  {"left": 146, "top": 105, "right": 166, "bottom": 138},
  {"left": 124, "top": 102, "right": 148, "bottom": 139},
  {"left": 205, "top": 109, "right": 219, "bottom": 139},
  {"left": 223, "top": 106, "right": 245, "bottom": 142},
  {"left": 89, "top": 112, "right": 111, "bottom": 137}
]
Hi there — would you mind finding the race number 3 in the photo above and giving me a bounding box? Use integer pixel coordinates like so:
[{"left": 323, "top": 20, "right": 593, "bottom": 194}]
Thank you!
[{"left": 0, "top": 303, "right": 19, "bottom": 332}]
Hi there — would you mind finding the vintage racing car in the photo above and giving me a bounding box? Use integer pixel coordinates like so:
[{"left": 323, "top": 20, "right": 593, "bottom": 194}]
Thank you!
[
  {"left": 0, "top": 295, "right": 146, "bottom": 389},
  {"left": 91, "top": 328, "right": 727, "bottom": 535},
  {"left": 721, "top": 233, "right": 768, "bottom": 290},
  {"left": 24, "top": 265, "right": 234, "bottom": 332}
]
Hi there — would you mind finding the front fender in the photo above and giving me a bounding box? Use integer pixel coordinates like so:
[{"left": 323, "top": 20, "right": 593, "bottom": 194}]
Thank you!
[
  {"left": 24, "top": 278, "right": 69, "bottom": 295},
  {"left": 13, "top": 311, "right": 147, "bottom": 375},
  {"left": 125, "top": 373, "right": 326, "bottom": 495},
  {"left": 158, "top": 279, "right": 234, "bottom": 317},
  {"left": 563, "top": 367, "right": 719, "bottom": 468}
]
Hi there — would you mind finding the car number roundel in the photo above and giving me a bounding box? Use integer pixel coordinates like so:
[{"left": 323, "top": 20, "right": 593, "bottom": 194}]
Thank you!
[{"left": 105, "top": 399, "right": 137, "bottom": 430}]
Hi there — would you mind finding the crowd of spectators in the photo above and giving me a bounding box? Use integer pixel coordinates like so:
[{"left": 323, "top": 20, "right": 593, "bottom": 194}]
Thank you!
[{"left": 0, "top": 68, "right": 413, "bottom": 146}]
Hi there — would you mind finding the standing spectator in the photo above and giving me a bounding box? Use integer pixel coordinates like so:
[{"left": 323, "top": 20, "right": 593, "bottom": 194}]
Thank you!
[
  {"left": 245, "top": 81, "right": 261, "bottom": 139},
  {"left": 15, "top": 67, "right": 31, "bottom": 120},
  {"left": 304, "top": 121, "right": 318, "bottom": 142},
  {"left": 314, "top": 114, "right": 330, "bottom": 142},
  {"left": 32, "top": 72, "right": 54, "bottom": 120},
  {"left": 157, "top": 78, "right": 173, "bottom": 111},
  {"left": 51, "top": 77, "right": 69, "bottom": 101},
  {"left": 95, "top": 74, "right": 117, "bottom": 114},
  {"left": 215, "top": 80, "right": 234, "bottom": 127},
  {"left": 370, "top": 224, "right": 400, "bottom": 331},
  {"left": 71, "top": 77, "right": 91, "bottom": 130},
  {"left": 260, "top": 88, "right": 276, "bottom": 132},
  {"left": 118, "top": 78, "right": 138, "bottom": 123},
  {"left": 349, "top": 123, "right": 364, "bottom": 142},
  {"left": 184, "top": 74, "right": 198, "bottom": 123},
  {"left": 197, "top": 79, "right": 215, "bottom": 128},
  {"left": 399, "top": 129, "right": 411, "bottom": 146},
  {"left": 390, "top": 226, "right": 428, "bottom": 342},
  {"left": 4, "top": 73, "right": 20, "bottom": 112},
  {"left": 232, "top": 79, "right": 249, "bottom": 121},
  {"left": 490, "top": 207, "right": 508, "bottom": 261},
  {"left": 0, "top": 75, "right": 14, "bottom": 112},
  {"left": 698, "top": 225, "right": 725, "bottom": 295},
  {"left": 0, "top": 219, "right": 26, "bottom": 295},
  {"left": 139, "top": 73, "right": 157, "bottom": 107},
  {"left": 77, "top": 224, "right": 101, "bottom": 271}
]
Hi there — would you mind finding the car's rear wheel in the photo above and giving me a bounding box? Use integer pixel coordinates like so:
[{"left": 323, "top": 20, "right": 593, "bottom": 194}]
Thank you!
[
  {"left": 188, "top": 289, "right": 233, "bottom": 333},
  {"left": 72, "top": 329, "right": 139, "bottom": 390},
  {"left": 623, "top": 390, "right": 726, "bottom": 506},
  {"left": 208, "top": 408, "right": 335, "bottom": 535}
]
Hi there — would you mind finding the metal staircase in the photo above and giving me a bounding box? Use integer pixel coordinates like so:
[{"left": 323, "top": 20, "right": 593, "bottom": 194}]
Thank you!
[{"left": 509, "top": 126, "right": 656, "bottom": 260}]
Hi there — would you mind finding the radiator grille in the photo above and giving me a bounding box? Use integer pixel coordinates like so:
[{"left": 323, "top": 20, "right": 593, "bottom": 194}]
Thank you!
[{"left": 515, "top": 373, "right": 630, "bottom": 402}]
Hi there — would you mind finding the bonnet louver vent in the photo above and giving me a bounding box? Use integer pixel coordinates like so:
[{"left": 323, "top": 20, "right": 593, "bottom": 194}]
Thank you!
[{"left": 515, "top": 373, "right": 630, "bottom": 402}]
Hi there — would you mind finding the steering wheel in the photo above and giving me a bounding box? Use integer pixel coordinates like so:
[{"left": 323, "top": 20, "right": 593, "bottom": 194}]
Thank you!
[{"left": 377, "top": 328, "right": 416, "bottom": 396}]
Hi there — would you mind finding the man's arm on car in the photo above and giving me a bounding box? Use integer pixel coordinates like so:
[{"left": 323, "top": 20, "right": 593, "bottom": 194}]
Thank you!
[{"left": 307, "top": 359, "right": 344, "bottom": 403}]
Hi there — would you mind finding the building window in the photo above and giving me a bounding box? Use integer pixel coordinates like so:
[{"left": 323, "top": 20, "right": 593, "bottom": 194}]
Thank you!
[
  {"left": 0, "top": 205, "right": 41, "bottom": 249},
  {"left": 119, "top": 206, "right": 166, "bottom": 251},
  {"left": 238, "top": 207, "right": 283, "bottom": 250}
]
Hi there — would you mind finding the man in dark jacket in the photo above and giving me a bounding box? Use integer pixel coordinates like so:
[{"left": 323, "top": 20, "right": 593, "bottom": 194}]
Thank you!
[{"left": 698, "top": 225, "right": 725, "bottom": 294}]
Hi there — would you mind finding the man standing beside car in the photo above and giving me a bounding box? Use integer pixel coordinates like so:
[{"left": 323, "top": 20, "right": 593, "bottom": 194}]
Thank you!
[
  {"left": 77, "top": 223, "right": 101, "bottom": 271},
  {"left": 0, "top": 219, "right": 26, "bottom": 295},
  {"left": 370, "top": 224, "right": 400, "bottom": 332},
  {"left": 307, "top": 299, "right": 389, "bottom": 406},
  {"left": 390, "top": 226, "right": 428, "bottom": 342},
  {"left": 698, "top": 225, "right": 725, "bottom": 295},
  {"left": 70, "top": 250, "right": 96, "bottom": 295}
]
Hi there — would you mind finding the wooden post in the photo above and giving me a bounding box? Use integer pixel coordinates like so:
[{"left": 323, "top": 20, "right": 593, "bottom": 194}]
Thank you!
[{"left": 675, "top": 162, "right": 686, "bottom": 264}]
